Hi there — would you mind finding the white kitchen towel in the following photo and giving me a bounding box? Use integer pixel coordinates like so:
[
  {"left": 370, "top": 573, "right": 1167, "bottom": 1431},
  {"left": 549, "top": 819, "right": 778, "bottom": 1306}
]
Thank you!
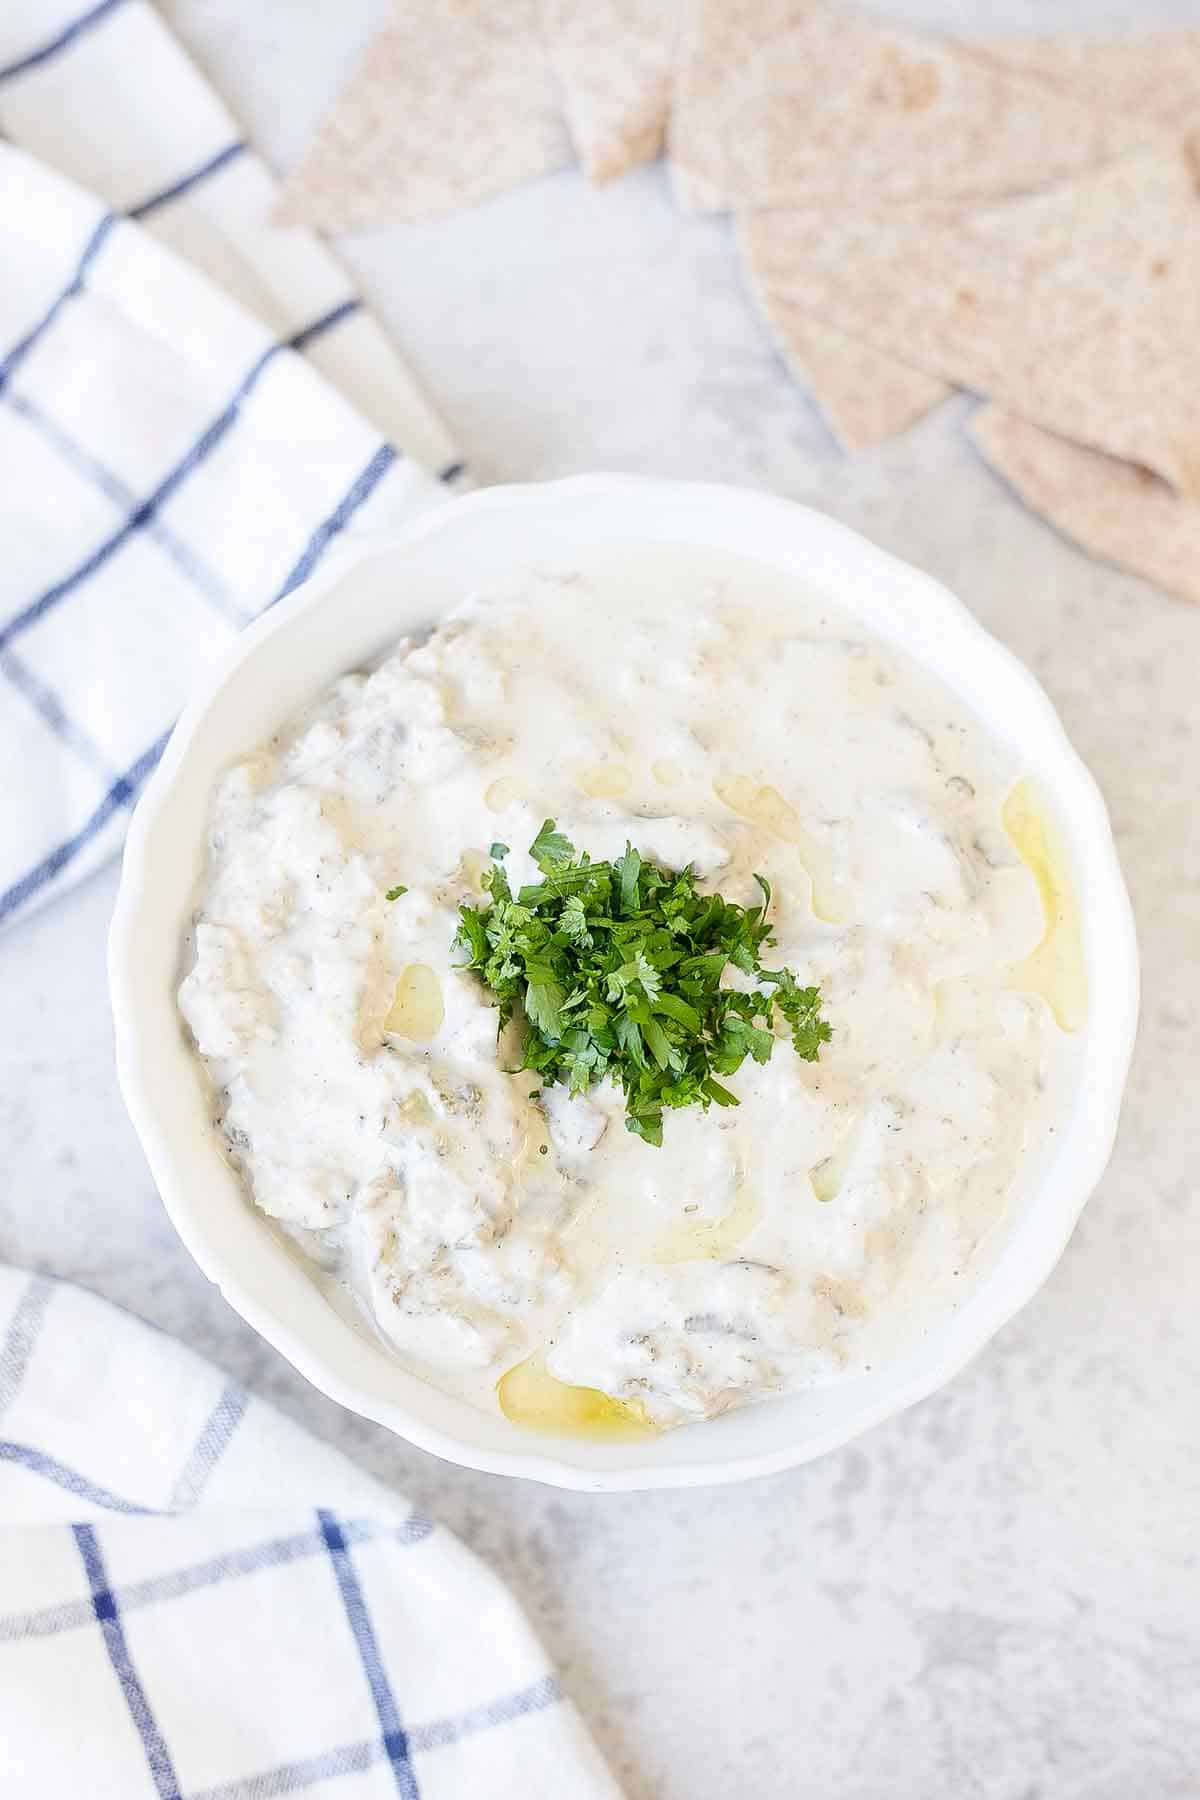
[
  {"left": 0, "top": 0, "right": 462, "bottom": 481},
  {"left": 0, "top": 1265, "right": 621, "bottom": 1798},
  {"left": 0, "top": 142, "right": 448, "bottom": 934}
]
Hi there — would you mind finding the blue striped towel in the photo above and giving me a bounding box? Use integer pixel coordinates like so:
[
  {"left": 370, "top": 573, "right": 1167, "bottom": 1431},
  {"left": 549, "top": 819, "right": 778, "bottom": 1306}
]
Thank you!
[
  {"left": 0, "top": 1266, "right": 622, "bottom": 1797},
  {"left": 0, "top": 0, "right": 464, "bottom": 934}
]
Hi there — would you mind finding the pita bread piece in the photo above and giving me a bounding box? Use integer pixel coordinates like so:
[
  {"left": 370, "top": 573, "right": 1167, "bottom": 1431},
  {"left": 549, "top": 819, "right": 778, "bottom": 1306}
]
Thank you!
[
  {"left": 670, "top": 0, "right": 1169, "bottom": 215},
  {"left": 974, "top": 405, "right": 1200, "bottom": 606},
  {"left": 696, "top": 2, "right": 953, "bottom": 448},
  {"left": 740, "top": 149, "right": 1200, "bottom": 498},
  {"left": 975, "top": 31, "right": 1200, "bottom": 139},
  {"left": 279, "top": 0, "right": 572, "bottom": 230},
  {"left": 728, "top": 16, "right": 1200, "bottom": 456},
  {"left": 739, "top": 263, "right": 951, "bottom": 450},
  {"left": 542, "top": 0, "right": 679, "bottom": 183}
]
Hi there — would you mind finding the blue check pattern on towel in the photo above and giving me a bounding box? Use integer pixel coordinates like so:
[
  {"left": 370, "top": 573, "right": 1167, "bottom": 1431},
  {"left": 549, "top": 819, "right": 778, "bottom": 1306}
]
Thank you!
[
  {"left": 0, "top": 1267, "right": 621, "bottom": 1798},
  {"left": 0, "top": 0, "right": 464, "bottom": 935}
]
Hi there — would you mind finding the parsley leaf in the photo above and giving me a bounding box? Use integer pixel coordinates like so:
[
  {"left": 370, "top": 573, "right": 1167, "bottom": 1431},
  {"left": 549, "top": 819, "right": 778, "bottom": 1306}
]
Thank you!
[
  {"left": 385, "top": 884, "right": 408, "bottom": 902},
  {"left": 614, "top": 841, "right": 642, "bottom": 914},
  {"left": 525, "top": 973, "right": 566, "bottom": 1038},
  {"left": 453, "top": 822, "right": 831, "bottom": 1146},
  {"left": 559, "top": 893, "right": 593, "bottom": 947},
  {"left": 765, "top": 967, "right": 833, "bottom": 1062},
  {"left": 528, "top": 818, "right": 575, "bottom": 872}
]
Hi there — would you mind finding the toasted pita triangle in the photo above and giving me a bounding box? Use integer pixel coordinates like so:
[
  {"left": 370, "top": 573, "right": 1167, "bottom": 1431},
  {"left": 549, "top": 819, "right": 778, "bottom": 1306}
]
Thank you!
[
  {"left": 974, "top": 406, "right": 1200, "bottom": 606},
  {"left": 740, "top": 150, "right": 1200, "bottom": 497},
  {"left": 542, "top": 0, "right": 678, "bottom": 183},
  {"left": 682, "top": 4, "right": 1181, "bottom": 451},
  {"left": 279, "top": 0, "right": 571, "bottom": 230},
  {"left": 671, "top": 0, "right": 1171, "bottom": 215},
  {"left": 975, "top": 31, "right": 1200, "bottom": 141},
  {"left": 741, "top": 272, "right": 951, "bottom": 450}
]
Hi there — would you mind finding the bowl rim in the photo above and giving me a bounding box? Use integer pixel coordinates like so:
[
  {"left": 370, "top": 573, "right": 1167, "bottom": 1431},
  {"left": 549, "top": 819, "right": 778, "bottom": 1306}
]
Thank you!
[{"left": 109, "top": 474, "right": 1140, "bottom": 1490}]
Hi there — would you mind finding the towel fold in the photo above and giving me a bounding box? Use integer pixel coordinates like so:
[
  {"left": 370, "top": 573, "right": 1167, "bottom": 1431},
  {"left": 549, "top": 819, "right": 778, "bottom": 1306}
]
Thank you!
[
  {"left": 0, "top": 144, "right": 444, "bottom": 932},
  {"left": 0, "top": 0, "right": 460, "bottom": 475},
  {"left": 0, "top": 1265, "right": 621, "bottom": 1797},
  {"left": 0, "top": 1, "right": 464, "bottom": 934}
]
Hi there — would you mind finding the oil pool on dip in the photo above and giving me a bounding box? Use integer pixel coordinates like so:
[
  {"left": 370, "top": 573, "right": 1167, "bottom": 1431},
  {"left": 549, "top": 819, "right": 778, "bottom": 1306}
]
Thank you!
[{"left": 178, "top": 546, "right": 1085, "bottom": 1437}]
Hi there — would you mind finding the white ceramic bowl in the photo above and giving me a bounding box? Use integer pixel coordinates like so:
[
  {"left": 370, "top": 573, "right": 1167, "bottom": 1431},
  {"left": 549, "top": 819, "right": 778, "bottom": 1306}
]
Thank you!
[{"left": 109, "top": 477, "right": 1138, "bottom": 1491}]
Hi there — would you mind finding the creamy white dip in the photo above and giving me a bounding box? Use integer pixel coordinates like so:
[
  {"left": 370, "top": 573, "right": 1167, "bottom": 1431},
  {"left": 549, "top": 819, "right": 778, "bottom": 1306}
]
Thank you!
[{"left": 179, "top": 545, "right": 1083, "bottom": 1434}]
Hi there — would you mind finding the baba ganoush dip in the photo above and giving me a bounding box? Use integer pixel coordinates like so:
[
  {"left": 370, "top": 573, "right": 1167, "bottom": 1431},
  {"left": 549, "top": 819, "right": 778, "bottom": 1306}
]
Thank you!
[{"left": 179, "top": 544, "right": 1084, "bottom": 1436}]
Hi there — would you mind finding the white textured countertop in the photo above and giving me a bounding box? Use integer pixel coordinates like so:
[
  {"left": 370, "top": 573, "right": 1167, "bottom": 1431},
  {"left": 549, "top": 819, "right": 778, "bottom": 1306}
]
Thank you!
[{"left": 4, "top": 2, "right": 1198, "bottom": 1793}]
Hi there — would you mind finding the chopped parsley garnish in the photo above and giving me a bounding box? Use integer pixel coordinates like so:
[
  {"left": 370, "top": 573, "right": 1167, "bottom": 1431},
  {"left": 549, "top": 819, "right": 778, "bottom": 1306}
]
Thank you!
[
  {"left": 385, "top": 884, "right": 408, "bottom": 902},
  {"left": 453, "top": 821, "right": 831, "bottom": 1147}
]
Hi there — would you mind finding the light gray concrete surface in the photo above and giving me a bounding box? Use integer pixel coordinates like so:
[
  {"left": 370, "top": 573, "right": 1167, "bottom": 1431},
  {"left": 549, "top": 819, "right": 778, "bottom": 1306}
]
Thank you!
[{"left": 3, "top": 3, "right": 1198, "bottom": 1794}]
